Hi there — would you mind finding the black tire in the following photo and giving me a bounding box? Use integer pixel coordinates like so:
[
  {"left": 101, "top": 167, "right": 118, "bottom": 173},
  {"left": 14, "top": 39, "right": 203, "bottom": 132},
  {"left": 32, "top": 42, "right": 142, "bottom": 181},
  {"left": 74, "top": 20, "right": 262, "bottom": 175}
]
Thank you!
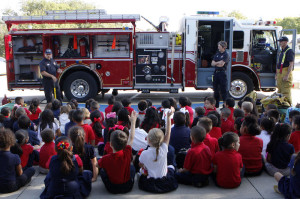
[
  {"left": 229, "top": 72, "right": 254, "bottom": 100},
  {"left": 63, "top": 71, "right": 98, "bottom": 102}
]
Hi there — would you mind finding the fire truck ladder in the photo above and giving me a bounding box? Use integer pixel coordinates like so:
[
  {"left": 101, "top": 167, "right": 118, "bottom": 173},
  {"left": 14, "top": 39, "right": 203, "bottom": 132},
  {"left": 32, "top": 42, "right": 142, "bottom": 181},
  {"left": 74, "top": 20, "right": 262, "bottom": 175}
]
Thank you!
[{"left": 2, "top": 9, "right": 140, "bottom": 30}]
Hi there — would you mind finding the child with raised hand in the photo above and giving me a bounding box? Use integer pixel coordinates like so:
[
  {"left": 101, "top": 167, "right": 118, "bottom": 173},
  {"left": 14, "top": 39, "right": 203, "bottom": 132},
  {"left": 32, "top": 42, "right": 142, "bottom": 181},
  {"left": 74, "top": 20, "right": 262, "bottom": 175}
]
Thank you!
[
  {"left": 198, "top": 117, "right": 219, "bottom": 157},
  {"left": 90, "top": 110, "right": 104, "bottom": 145},
  {"left": 290, "top": 115, "right": 300, "bottom": 153},
  {"left": 175, "top": 126, "right": 212, "bottom": 187},
  {"left": 40, "top": 136, "right": 92, "bottom": 198},
  {"left": 0, "top": 129, "right": 35, "bottom": 193},
  {"left": 138, "top": 108, "right": 178, "bottom": 193},
  {"left": 27, "top": 98, "right": 42, "bottom": 125},
  {"left": 38, "top": 109, "right": 61, "bottom": 142},
  {"left": 213, "top": 132, "right": 244, "bottom": 188},
  {"left": 238, "top": 115, "right": 263, "bottom": 176},
  {"left": 207, "top": 114, "right": 222, "bottom": 139},
  {"left": 265, "top": 123, "right": 294, "bottom": 176},
  {"left": 258, "top": 117, "right": 276, "bottom": 158},
  {"left": 39, "top": 129, "right": 56, "bottom": 174},
  {"left": 59, "top": 105, "right": 70, "bottom": 135},
  {"left": 69, "top": 126, "right": 98, "bottom": 182},
  {"left": 274, "top": 152, "right": 300, "bottom": 198},
  {"left": 98, "top": 111, "right": 137, "bottom": 194}
]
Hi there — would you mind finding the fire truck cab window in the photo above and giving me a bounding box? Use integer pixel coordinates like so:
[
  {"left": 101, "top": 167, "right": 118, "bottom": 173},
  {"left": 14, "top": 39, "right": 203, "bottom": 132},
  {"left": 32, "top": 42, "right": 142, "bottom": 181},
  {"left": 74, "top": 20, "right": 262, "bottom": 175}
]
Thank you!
[
  {"left": 251, "top": 30, "right": 277, "bottom": 73},
  {"left": 233, "top": 31, "right": 244, "bottom": 49}
]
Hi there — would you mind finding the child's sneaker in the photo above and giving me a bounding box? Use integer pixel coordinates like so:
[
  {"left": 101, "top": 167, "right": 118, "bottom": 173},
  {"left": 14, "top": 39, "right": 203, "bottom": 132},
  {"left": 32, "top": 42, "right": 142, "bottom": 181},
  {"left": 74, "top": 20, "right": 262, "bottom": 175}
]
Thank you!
[{"left": 274, "top": 185, "right": 281, "bottom": 194}]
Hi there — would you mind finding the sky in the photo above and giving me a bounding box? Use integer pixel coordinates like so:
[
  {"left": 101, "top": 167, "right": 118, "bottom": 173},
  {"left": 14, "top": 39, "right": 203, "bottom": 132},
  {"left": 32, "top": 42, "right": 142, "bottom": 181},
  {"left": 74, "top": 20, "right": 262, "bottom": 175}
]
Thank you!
[{"left": 2, "top": 0, "right": 300, "bottom": 31}]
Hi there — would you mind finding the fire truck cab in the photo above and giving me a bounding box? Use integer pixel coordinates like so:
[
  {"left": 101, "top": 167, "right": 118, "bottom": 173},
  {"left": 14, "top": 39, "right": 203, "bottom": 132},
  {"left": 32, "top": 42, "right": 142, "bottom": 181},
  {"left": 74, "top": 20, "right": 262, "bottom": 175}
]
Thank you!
[{"left": 2, "top": 10, "right": 297, "bottom": 102}]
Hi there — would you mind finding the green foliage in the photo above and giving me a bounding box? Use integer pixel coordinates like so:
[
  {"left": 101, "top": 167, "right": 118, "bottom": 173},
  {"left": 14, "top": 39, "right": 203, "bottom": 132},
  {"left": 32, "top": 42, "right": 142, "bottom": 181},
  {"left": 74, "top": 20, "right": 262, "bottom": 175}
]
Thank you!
[
  {"left": 227, "top": 10, "right": 247, "bottom": 20},
  {"left": 276, "top": 17, "right": 300, "bottom": 33}
]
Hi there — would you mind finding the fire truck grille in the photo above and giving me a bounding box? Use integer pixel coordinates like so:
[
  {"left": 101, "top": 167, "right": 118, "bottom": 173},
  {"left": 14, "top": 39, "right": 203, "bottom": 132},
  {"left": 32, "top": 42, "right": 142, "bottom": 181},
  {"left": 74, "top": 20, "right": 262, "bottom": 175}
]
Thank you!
[{"left": 139, "top": 34, "right": 154, "bottom": 45}]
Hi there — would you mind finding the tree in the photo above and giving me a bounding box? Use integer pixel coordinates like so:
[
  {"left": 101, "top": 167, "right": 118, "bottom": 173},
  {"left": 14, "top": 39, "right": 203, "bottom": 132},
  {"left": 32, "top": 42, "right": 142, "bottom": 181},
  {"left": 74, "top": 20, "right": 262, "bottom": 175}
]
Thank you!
[
  {"left": 227, "top": 10, "right": 247, "bottom": 20},
  {"left": 276, "top": 17, "right": 300, "bottom": 33}
]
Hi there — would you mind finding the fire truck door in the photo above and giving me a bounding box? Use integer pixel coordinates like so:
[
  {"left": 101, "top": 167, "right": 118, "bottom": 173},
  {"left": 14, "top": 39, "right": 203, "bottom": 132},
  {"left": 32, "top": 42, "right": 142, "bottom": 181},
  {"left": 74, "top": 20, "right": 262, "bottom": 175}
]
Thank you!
[{"left": 196, "top": 19, "right": 233, "bottom": 90}]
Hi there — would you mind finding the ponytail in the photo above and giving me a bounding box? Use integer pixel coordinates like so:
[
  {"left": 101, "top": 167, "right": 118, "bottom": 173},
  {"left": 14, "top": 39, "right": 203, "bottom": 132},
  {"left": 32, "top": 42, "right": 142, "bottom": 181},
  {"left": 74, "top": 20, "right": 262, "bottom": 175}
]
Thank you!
[
  {"left": 243, "top": 115, "right": 261, "bottom": 136},
  {"left": 260, "top": 117, "right": 276, "bottom": 135},
  {"left": 11, "top": 130, "right": 28, "bottom": 157},
  {"left": 90, "top": 110, "right": 103, "bottom": 138},
  {"left": 55, "top": 136, "right": 74, "bottom": 175},
  {"left": 154, "top": 147, "right": 160, "bottom": 162},
  {"left": 69, "top": 126, "right": 85, "bottom": 157},
  {"left": 267, "top": 123, "right": 291, "bottom": 154},
  {"left": 147, "top": 128, "right": 164, "bottom": 162}
]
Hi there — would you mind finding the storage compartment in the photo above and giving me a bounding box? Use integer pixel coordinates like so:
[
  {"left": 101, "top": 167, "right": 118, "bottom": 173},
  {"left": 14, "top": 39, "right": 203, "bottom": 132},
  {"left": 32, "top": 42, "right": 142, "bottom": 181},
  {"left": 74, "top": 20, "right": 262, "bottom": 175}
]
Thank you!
[{"left": 54, "top": 35, "right": 90, "bottom": 58}]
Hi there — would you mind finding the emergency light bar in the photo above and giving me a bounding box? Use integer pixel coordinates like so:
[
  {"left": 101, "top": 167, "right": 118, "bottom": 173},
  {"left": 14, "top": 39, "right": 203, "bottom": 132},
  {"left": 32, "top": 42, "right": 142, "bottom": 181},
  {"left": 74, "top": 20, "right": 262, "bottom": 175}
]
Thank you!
[
  {"left": 265, "top": 21, "right": 277, "bottom": 25},
  {"left": 197, "top": 11, "right": 219, "bottom": 15}
]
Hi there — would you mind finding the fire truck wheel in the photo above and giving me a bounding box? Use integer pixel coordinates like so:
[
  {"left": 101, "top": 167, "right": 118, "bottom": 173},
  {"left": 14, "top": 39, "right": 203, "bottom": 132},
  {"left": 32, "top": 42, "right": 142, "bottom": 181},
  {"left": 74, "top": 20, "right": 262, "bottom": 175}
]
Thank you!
[
  {"left": 229, "top": 72, "right": 254, "bottom": 100},
  {"left": 63, "top": 71, "right": 98, "bottom": 102}
]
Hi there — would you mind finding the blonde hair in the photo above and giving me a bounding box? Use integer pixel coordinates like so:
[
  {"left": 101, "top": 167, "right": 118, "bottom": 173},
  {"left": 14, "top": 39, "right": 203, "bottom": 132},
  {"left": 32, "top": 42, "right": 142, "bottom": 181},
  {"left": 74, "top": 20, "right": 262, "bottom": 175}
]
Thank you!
[
  {"left": 147, "top": 128, "right": 164, "bottom": 162},
  {"left": 81, "top": 108, "right": 90, "bottom": 119},
  {"left": 61, "top": 105, "right": 71, "bottom": 114},
  {"left": 242, "top": 101, "right": 253, "bottom": 113}
]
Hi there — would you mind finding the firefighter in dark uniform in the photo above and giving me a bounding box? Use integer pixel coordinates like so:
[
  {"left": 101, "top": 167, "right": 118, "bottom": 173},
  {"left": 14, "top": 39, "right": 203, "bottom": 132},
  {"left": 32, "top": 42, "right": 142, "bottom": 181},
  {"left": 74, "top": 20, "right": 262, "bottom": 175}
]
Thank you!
[
  {"left": 276, "top": 36, "right": 294, "bottom": 105},
  {"left": 39, "top": 49, "right": 62, "bottom": 103},
  {"left": 211, "top": 41, "right": 230, "bottom": 108}
]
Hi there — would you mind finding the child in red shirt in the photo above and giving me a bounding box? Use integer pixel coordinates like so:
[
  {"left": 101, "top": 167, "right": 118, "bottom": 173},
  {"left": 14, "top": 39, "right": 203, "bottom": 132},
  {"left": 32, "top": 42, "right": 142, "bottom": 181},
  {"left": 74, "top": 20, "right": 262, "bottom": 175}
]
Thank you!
[
  {"left": 73, "top": 109, "right": 95, "bottom": 146},
  {"left": 238, "top": 115, "right": 263, "bottom": 176},
  {"left": 122, "top": 98, "right": 135, "bottom": 116},
  {"left": 98, "top": 111, "right": 137, "bottom": 194},
  {"left": 204, "top": 97, "right": 216, "bottom": 116},
  {"left": 207, "top": 114, "right": 222, "bottom": 139},
  {"left": 90, "top": 110, "right": 105, "bottom": 145},
  {"left": 290, "top": 115, "right": 300, "bottom": 153},
  {"left": 103, "top": 125, "right": 129, "bottom": 155},
  {"left": 213, "top": 132, "right": 243, "bottom": 188},
  {"left": 221, "top": 108, "right": 235, "bottom": 134},
  {"left": 105, "top": 96, "right": 115, "bottom": 117},
  {"left": 225, "top": 98, "right": 235, "bottom": 123},
  {"left": 39, "top": 129, "right": 56, "bottom": 174},
  {"left": 27, "top": 98, "right": 42, "bottom": 125},
  {"left": 175, "top": 126, "right": 213, "bottom": 187},
  {"left": 198, "top": 117, "right": 219, "bottom": 157}
]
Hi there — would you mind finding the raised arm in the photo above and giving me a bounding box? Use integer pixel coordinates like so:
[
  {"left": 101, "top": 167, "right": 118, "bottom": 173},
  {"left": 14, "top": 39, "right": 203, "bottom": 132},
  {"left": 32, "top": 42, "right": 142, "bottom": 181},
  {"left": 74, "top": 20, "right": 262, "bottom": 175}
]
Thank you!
[
  {"left": 163, "top": 107, "right": 174, "bottom": 145},
  {"left": 127, "top": 111, "right": 137, "bottom": 146}
]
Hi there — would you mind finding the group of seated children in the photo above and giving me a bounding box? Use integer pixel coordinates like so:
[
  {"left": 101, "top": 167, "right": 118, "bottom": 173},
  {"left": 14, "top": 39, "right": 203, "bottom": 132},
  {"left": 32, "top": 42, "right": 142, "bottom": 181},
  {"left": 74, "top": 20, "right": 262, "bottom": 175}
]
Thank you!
[{"left": 0, "top": 95, "right": 299, "bottom": 199}]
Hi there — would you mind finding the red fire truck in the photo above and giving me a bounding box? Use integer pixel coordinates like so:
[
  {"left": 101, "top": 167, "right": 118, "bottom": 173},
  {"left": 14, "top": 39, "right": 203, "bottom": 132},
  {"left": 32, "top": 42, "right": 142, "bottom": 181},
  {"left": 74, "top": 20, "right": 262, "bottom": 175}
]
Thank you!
[{"left": 2, "top": 10, "right": 297, "bottom": 102}]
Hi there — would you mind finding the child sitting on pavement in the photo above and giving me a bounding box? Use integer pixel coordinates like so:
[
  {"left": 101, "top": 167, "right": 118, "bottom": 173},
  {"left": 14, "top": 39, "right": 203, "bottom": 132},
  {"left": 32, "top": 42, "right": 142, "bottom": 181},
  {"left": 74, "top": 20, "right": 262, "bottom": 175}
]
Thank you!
[
  {"left": 204, "top": 97, "right": 216, "bottom": 116},
  {"left": 38, "top": 129, "right": 56, "bottom": 174},
  {"left": 220, "top": 108, "right": 235, "bottom": 135}
]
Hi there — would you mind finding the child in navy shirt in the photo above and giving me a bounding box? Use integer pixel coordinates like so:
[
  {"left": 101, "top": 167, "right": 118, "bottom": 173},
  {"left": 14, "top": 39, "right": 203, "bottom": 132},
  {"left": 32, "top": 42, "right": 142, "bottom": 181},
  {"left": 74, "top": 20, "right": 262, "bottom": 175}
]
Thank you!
[
  {"left": 265, "top": 123, "right": 294, "bottom": 176},
  {"left": 69, "top": 126, "right": 98, "bottom": 182},
  {"left": 40, "top": 136, "right": 92, "bottom": 198},
  {"left": 98, "top": 111, "right": 137, "bottom": 194},
  {"left": 191, "top": 107, "right": 205, "bottom": 127},
  {"left": 176, "top": 126, "right": 212, "bottom": 187},
  {"left": 51, "top": 99, "right": 61, "bottom": 120},
  {"left": 213, "top": 132, "right": 244, "bottom": 188},
  {"left": 18, "top": 115, "right": 40, "bottom": 146},
  {"left": 170, "top": 111, "right": 191, "bottom": 154},
  {"left": 0, "top": 129, "right": 35, "bottom": 193}
]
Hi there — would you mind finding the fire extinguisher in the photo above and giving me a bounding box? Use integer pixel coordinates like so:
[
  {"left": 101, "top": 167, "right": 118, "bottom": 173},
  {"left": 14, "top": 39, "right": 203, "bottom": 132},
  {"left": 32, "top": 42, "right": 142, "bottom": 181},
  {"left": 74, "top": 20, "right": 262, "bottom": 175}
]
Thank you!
[{"left": 79, "top": 37, "right": 88, "bottom": 57}]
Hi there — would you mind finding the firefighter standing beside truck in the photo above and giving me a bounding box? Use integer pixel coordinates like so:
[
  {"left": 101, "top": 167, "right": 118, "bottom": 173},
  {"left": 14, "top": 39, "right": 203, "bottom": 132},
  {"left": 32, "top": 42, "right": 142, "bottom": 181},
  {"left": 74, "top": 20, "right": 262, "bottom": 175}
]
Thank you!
[
  {"left": 39, "top": 49, "right": 63, "bottom": 103},
  {"left": 211, "top": 41, "right": 230, "bottom": 108},
  {"left": 276, "top": 36, "right": 295, "bottom": 105}
]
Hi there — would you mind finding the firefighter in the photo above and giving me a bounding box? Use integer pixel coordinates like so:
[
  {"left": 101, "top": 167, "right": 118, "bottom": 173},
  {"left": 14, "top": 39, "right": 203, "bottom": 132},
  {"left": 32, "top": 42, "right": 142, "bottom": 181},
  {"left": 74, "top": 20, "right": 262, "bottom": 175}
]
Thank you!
[
  {"left": 211, "top": 41, "right": 230, "bottom": 108},
  {"left": 39, "top": 49, "right": 63, "bottom": 103},
  {"left": 276, "top": 36, "right": 294, "bottom": 105}
]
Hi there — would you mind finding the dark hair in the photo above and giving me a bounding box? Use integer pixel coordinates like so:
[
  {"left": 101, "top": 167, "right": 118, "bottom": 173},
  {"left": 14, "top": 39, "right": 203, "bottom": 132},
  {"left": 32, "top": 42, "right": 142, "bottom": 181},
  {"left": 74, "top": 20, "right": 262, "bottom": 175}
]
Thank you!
[
  {"left": 18, "top": 115, "right": 31, "bottom": 129},
  {"left": 105, "top": 117, "right": 117, "bottom": 129},
  {"left": 198, "top": 117, "right": 213, "bottom": 133},
  {"left": 67, "top": 102, "right": 76, "bottom": 110},
  {"left": 70, "top": 99, "right": 78, "bottom": 108},
  {"left": 168, "top": 97, "right": 178, "bottom": 110},
  {"left": 90, "top": 110, "right": 103, "bottom": 138},
  {"left": 15, "top": 107, "right": 26, "bottom": 118},
  {"left": 29, "top": 98, "right": 40, "bottom": 114},
  {"left": 121, "top": 98, "right": 131, "bottom": 107},
  {"left": 242, "top": 115, "right": 261, "bottom": 136},
  {"left": 1, "top": 107, "right": 11, "bottom": 117},
  {"left": 191, "top": 126, "right": 206, "bottom": 143},
  {"left": 85, "top": 99, "right": 95, "bottom": 110},
  {"left": 15, "top": 97, "right": 23, "bottom": 105},
  {"left": 186, "top": 98, "right": 192, "bottom": 106},
  {"left": 55, "top": 136, "right": 74, "bottom": 175},
  {"left": 0, "top": 129, "right": 15, "bottom": 149},
  {"left": 267, "top": 109, "right": 280, "bottom": 121},
  {"left": 219, "top": 132, "right": 239, "bottom": 150},
  {"left": 106, "top": 96, "right": 115, "bottom": 105},
  {"left": 90, "top": 101, "right": 99, "bottom": 111},
  {"left": 267, "top": 104, "right": 278, "bottom": 110},
  {"left": 146, "top": 99, "right": 153, "bottom": 107},
  {"left": 69, "top": 126, "right": 85, "bottom": 157},
  {"left": 138, "top": 100, "right": 148, "bottom": 111},
  {"left": 173, "top": 111, "right": 186, "bottom": 126},
  {"left": 234, "top": 117, "right": 244, "bottom": 134},
  {"left": 289, "top": 110, "right": 300, "bottom": 119},
  {"left": 10, "top": 106, "right": 18, "bottom": 121},
  {"left": 135, "top": 118, "right": 141, "bottom": 128},
  {"left": 208, "top": 114, "right": 218, "bottom": 127},
  {"left": 205, "top": 97, "right": 216, "bottom": 106},
  {"left": 45, "top": 102, "right": 52, "bottom": 110},
  {"left": 221, "top": 107, "right": 231, "bottom": 118},
  {"left": 107, "top": 125, "right": 129, "bottom": 143},
  {"left": 225, "top": 98, "right": 235, "bottom": 108},
  {"left": 161, "top": 99, "right": 171, "bottom": 109},
  {"left": 195, "top": 107, "right": 205, "bottom": 117},
  {"left": 260, "top": 117, "right": 276, "bottom": 135},
  {"left": 110, "top": 130, "right": 128, "bottom": 151},
  {"left": 141, "top": 107, "right": 161, "bottom": 132},
  {"left": 178, "top": 96, "right": 189, "bottom": 107},
  {"left": 207, "top": 111, "right": 221, "bottom": 127},
  {"left": 233, "top": 108, "right": 245, "bottom": 118},
  {"left": 112, "top": 101, "right": 123, "bottom": 114},
  {"left": 293, "top": 115, "right": 300, "bottom": 130},
  {"left": 41, "top": 128, "right": 54, "bottom": 143},
  {"left": 68, "top": 109, "right": 75, "bottom": 120},
  {"left": 266, "top": 123, "right": 291, "bottom": 154},
  {"left": 52, "top": 99, "right": 61, "bottom": 111},
  {"left": 117, "top": 108, "right": 130, "bottom": 128},
  {"left": 40, "top": 109, "right": 55, "bottom": 131},
  {"left": 11, "top": 130, "right": 29, "bottom": 157},
  {"left": 73, "top": 109, "right": 84, "bottom": 123}
]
